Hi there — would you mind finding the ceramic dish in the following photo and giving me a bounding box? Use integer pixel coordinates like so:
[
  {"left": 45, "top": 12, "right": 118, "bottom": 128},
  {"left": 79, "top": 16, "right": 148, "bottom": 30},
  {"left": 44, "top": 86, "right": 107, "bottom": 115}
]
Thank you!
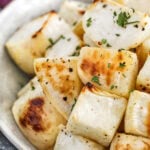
[{"left": 0, "top": 0, "right": 64, "bottom": 149}]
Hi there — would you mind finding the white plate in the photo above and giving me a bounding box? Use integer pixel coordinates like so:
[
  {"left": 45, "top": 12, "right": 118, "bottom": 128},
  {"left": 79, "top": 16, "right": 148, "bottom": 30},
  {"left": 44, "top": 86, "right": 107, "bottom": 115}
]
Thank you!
[{"left": 0, "top": 0, "right": 63, "bottom": 149}]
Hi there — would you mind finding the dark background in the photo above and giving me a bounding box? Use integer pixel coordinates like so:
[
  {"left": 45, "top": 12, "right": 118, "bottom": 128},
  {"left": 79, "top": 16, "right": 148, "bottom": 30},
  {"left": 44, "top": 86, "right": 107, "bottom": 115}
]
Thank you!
[{"left": 0, "top": 132, "right": 16, "bottom": 150}]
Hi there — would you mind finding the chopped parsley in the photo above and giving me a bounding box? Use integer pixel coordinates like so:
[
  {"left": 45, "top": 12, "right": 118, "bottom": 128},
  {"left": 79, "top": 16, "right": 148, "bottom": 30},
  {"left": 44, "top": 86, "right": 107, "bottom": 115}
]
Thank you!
[
  {"left": 106, "top": 43, "right": 112, "bottom": 47},
  {"left": 72, "top": 45, "right": 81, "bottom": 56},
  {"left": 108, "top": 63, "right": 111, "bottom": 68},
  {"left": 76, "top": 45, "right": 81, "bottom": 50},
  {"left": 30, "top": 82, "right": 35, "bottom": 90},
  {"left": 118, "top": 48, "right": 125, "bottom": 52},
  {"left": 116, "top": 11, "right": 139, "bottom": 28},
  {"left": 84, "top": 44, "right": 90, "bottom": 47},
  {"left": 46, "top": 35, "right": 65, "bottom": 49},
  {"left": 100, "top": 39, "right": 112, "bottom": 47},
  {"left": 115, "top": 33, "right": 120, "bottom": 37},
  {"left": 116, "top": 11, "right": 130, "bottom": 28},
  {"left": 119, "top": 62, "right": 126, "bottom": 68},
  {"left": 101, "top": 39, "right": 107, "bottom": 44},
  {"left": 110, "top": 85, "right": 117, "bottom": 90},
  {"left": 131, "top": 8, "right": 135, "bottom": 13},
  {"left": 122, "top": 73, "right": 126, "bottom": 78},
  {"left": 113, "top": 11, "right": 117, "bottom": 17},
  {"left": 126, "top": 21, "right": 140, "bottom": 25},
  {"left": 86, "top": 17, "right": 92, "bottom": 27},
  {"left": 72, "top": 21, "right": 77, "bottom": 26},
  {"left": 71, "top": 98, "right": 77, "bottom": 111},
  {"left": 48, "top": 38, "right": 54, "bottom": 45},
  {"left": 102, "top": 4, "right": 107, "bottom": 8},
  {"left": 31, "top": 85, "right": 35, "bottom": 90},
  {"left": 91, "top": 76, "right": 101, "bottom": 86}
]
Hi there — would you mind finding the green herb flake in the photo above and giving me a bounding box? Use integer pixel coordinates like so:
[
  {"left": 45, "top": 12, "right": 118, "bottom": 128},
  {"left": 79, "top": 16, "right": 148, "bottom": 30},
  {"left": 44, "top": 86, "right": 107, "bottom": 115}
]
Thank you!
[
  {"left": 131, "top": 8, "right": 135, "bottom": 13},
  {"left": 91, "top": 76, "right": 101, "bottom": 86},
  {"left": 73, "top": 21, "right": 77, "bottom": 26},
  {"left": 115, "top": 33, "right": 120, "bottom": 37},
  {"left": 86, "top": 17, "right": 92, "bottom": 27},
  {"left": 31, "top": 85, "right": 35, "bottom": 90},
  {"left": 106, "top": 43, "right": 112, "bottom": 47},
  {"left": 116, "top": 11, "right": 130, "bottom": 28},
  {"left": 46, "top": 35, "right": 65, "bottom": 50},
  {"left": 60, "top": 35, "right": 65, "bottom": 39},
  {"left": 110, "top": 85, "right": 117, "bottom": 90},
  {"left": 76, "top": 45, "right": 81, "bottom": 50},
  {"left": 72, "top": 52, "right": 79, "bottom": 56},
  {"left": 126, "top": 21, "right": 139, "bottom": 25},
  {"left": 116, "top": 11, "right": 139, "bottom": 28},
  {"left": 84, "top": 44, "right": 90, "bottom": 47},
  {"left": 118, "top": 48, "right": 125, "bottom": 52},
  {"left": 108, "top": 63, "right": 111, "bottom": 68},
  {"left": 119, "top": 62, "right": 126, "bottom": 68},
  {"left": 113, "top": 11, "right": 117, "bottom": 17},
  {"left": 48, "top": 38, "right": 54, "bottom": 45},
  {"left": 122, "top": 74, "right": 126, "bottom": 78},
  {"left": 72, "top": 45, "right": 81, "bottom": 56},
  {"left": 71, "top": 98, "right": 77, "bottom": 111},
  {"left": 101, "top": 39, "right": 107, "bottom": 44},
  {"left": 100, "top": 39, "right": 111, "bottom": 48},
  {"left": 102, "top": 4, "right": 107, "bottom": 8}
]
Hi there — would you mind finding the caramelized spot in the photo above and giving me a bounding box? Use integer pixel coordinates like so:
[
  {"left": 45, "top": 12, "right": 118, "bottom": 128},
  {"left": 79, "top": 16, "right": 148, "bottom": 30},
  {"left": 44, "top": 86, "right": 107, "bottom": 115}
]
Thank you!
[
  {"left": 82, "top": 82, "right": 99, "bottom": 93},
  {"left": 78, "top": 10, "right": 85, "bottom": 15},
  {"left": 106, "top": 70, "right": 112, "bottom": 85},
  {"left": 142, "top": 141, "right": 150, "bottom": 148},
  {"left": 32, "top": 28, "right": 43, "bottom": 39},
  {"left": 93, "top": 0, "right": 104, "bottom": 3},
  {"left": 142, "top": 87, "right": 146, "bottom": 91},
  {"left": 80, "top": 50, "right": 128, "bottom": 86},
  {"left": 115, "top": 143, "right": 132, "bottom": 150},
  {"left": 59, "top": 75, "right": 74, "bottom": 94},
  {"left": 138, "top": 84, "right": 150, "bottom": 93},
  {"left": 115, "top": 143, "right": 122, "bottom": 150},
  {"left": 81, "top": 59, "right": 99, "bottom": 76},
  {"left": 86, "top": 82, "right": 94, "bottom": 89},
  {"left": 37, "top": 60, "right": 76, "bottom": 104},
  {"left": 50, "top": 10, "right": 56, "bottom": 13},
  {"left": 35, "top": 65, "right": 40, "bottom": 72},
  {"left": 118, "top": 53, "right": 123, "bottom": 61},
  {"left": 19, "top": 97, "right": 46, "bottom": 132},
  {"left": 97, "top": 41, "right": 102, "bottom": 45},
  {"left": 32, "top": 12, "right": 56, "bottom": 38},
  {"left": 55, "top": 64, "right": 65, "bottom": 72}
]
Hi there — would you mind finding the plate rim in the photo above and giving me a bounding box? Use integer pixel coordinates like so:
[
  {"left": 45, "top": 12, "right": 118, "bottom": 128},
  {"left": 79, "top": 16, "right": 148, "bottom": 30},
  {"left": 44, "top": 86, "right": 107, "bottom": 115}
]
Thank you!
[{"left": 0, "top": 0, "right": 63, "bottom": 149}]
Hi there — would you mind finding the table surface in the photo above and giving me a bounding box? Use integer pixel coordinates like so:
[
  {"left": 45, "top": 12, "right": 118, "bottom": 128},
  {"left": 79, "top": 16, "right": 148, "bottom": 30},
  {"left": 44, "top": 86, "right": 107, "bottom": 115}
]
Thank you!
[{"left": 0, "top": 132, "right": 16, "bottom": 150}]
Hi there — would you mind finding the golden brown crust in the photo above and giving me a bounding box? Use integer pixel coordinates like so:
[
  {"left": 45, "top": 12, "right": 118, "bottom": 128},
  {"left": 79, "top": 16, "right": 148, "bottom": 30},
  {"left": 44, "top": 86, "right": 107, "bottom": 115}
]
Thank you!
[
  {"left": 111, "top": 134, "right": 150, "bottom": 150},
  {"left": 80, "top": 50, "right": 127, "bottom": 86},
  {"left": 19, "top": 97, "right": 51, "bottom": 132},
  {"left": 35, "top": 59, "right": 77, "bottom": 104}
]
